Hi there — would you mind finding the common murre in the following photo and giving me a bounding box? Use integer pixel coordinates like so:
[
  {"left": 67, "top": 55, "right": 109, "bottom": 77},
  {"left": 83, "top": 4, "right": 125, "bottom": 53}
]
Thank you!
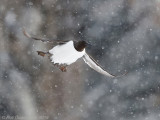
[{"left": 23, "top": 29, "right": 126, "bottom": 78}]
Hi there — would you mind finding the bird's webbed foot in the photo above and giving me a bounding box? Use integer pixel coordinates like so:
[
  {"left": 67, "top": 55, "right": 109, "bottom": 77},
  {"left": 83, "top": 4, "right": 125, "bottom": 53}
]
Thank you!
[
  {"left": 53, "top": 63, "right": 67, "bottom": 72},
  {"left": 59, "top": 66, "right": 67, "bottom": 72},
  {"left": 37, "top": 51, "right": 51, "bottom": 57}
]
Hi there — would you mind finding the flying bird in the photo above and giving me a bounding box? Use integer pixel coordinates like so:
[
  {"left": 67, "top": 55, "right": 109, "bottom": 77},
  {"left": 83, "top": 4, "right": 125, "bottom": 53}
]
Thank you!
[{"left": 23, "top": 29, "right": 126, "bottom": 78}]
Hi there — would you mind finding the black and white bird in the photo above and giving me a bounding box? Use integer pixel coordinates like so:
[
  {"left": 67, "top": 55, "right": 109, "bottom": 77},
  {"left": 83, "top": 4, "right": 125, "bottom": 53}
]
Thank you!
[{"left": 23, "top": 29, "right": 125, "bottom": 78}]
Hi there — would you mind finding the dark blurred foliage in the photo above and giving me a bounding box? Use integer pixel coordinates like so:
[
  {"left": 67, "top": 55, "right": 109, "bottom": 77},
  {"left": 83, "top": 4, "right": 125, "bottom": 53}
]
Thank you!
[{"left": 1, "top": 0, "right": 160, "bottom": 120}]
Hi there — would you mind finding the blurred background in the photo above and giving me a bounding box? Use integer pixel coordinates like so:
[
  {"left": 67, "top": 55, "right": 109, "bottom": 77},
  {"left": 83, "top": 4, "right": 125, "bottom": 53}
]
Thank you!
[{"left": 0, "top": 0, "right": 160, "bottom": 120}]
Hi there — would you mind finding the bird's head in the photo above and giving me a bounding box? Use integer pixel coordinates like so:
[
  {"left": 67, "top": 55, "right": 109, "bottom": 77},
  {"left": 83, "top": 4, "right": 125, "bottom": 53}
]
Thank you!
[{"left": 74, "top": 40, "right": 88, "bottom": 52}]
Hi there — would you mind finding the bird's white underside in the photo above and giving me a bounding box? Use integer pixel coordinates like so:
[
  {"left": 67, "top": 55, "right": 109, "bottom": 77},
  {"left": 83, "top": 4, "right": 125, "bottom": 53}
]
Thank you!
[{"left": 49, "top": 41, "right": 85, "bottom": 65}]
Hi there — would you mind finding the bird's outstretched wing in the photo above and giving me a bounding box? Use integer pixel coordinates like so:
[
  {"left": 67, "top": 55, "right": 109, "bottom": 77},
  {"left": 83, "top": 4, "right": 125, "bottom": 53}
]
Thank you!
[
  {"left": 23, "top": 28, "right": 68, "bottom": 44},
  {"left": 83, "top": 53, "right": 126, "bottom": 78}
]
